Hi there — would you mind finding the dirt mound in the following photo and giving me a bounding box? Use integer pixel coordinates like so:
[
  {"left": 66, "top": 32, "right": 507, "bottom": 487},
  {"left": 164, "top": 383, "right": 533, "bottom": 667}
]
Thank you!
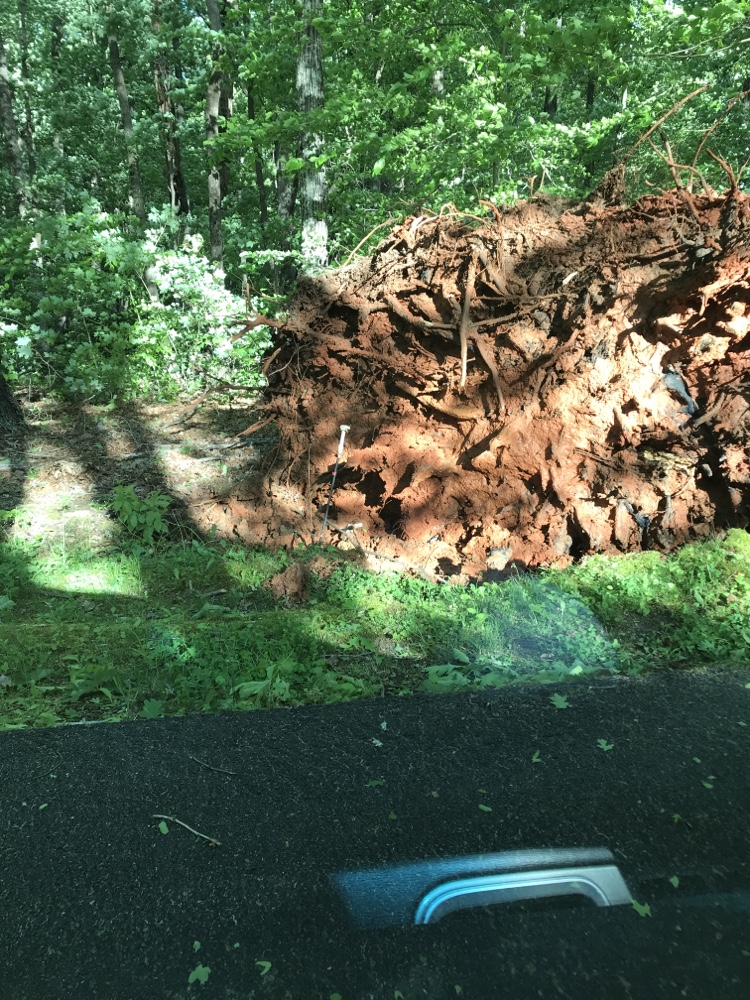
[{"left": 235, "top": 189, "right": 750, "bottom": 582}]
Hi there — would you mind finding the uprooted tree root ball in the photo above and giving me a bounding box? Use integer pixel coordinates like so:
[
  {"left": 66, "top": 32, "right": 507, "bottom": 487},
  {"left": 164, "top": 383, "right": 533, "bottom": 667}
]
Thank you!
[{"left": 231, "top": 189, "right": 750, "bottom": 584}]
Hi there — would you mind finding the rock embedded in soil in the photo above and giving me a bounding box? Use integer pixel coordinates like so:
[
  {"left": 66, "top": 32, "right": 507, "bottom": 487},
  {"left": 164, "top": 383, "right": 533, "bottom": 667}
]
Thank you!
[{"left": 237, "top": 191, "right": 750, "bottom": 583}]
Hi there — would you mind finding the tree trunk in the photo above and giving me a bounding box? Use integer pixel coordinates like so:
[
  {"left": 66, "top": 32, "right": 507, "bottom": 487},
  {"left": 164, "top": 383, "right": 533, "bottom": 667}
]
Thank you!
[
  {"left": 296, "top": 0, "right": 327, "bottom": 269},
  {"left": 205, "top": 0, "right": 224, "bottom": 269},
  {"left": 543, "top": 85, "right": 558, "bottom": 119},
  {"left": 248, "top": 80, "right": 268, "bottom": 228},
  {"left": 275, "top": 141, "right": 297, "bottom": 221},
  {"left": 107, "top": 34, "right": 147, "bottom": 224},
  {"left": 586, "top": 73, "right": 595, "bottom": 122},
  {"left": 50, "top": 16, "right": 66, "bottom": 214},
  {"left": 0, "top": 368, "right": 23, "bottom": 431},
  {"left": 0, "top": 32, "right": 30, "bottom": 218},
  {"left": 219, "top": 79, "right": 232, "bottom": 204},
  {"left": 273, "top": 141, "right": 299, "bottom": 292},
  {"left": 152, "top": 2, "right": 190, "bottom": 216},
  {"left": 19, "top": 0, "right": 36, "bottom": 182}
]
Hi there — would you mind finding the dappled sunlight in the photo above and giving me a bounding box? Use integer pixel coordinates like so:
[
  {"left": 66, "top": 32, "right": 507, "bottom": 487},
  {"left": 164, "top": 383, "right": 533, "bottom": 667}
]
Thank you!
[{"left": 30, "top": 556, "right": 146, "bottom": 598}]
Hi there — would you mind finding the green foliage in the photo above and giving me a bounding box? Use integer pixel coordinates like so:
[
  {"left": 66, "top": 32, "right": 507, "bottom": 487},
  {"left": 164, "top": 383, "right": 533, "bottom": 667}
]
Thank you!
[
  {"left": 1, "top": 0, "right": 750, "bottom": 393},
  {"left": 110, "top": 485, "right": 171, "bottom": 543},
  {"left": 544, "top": 530, "right": 750, "bottom": 668},
  {"left": 0, "top": 205, "right": 267, "bottom": 400}
]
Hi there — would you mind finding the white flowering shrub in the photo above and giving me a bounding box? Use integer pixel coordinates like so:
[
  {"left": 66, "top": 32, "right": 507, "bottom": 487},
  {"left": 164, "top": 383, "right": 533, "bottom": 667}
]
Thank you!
[{"left": 0, "top": 204, "right": 272, "bottom": 400}]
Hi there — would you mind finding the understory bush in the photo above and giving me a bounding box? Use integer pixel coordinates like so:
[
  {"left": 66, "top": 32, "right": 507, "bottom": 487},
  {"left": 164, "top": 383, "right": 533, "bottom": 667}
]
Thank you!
[{"left": 0, "top": 203, "right": 271, "bottom": 400}]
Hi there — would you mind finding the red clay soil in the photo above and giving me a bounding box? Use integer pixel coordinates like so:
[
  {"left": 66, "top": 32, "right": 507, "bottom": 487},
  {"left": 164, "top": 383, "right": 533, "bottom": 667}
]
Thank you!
[{"left": 232, "top": 187, "right": 750, "bottom": 583}]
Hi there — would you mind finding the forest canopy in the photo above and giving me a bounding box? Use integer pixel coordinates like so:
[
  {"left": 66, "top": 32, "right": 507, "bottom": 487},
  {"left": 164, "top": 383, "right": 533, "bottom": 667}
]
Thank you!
[{"left": 0, "top": 0, "right": 749, "bottom": 401}]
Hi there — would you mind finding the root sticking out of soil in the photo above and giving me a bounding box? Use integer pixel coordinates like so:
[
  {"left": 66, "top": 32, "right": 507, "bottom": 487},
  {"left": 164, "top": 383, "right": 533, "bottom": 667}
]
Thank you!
[{"left": 233, "top": 189, "right": 750, "bottom": 583}]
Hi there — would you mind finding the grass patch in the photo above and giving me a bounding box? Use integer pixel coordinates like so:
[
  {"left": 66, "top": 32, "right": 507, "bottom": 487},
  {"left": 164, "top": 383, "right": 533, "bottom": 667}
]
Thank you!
[{"left": 0, "top": 530, "right": 749, "bottom": 730}]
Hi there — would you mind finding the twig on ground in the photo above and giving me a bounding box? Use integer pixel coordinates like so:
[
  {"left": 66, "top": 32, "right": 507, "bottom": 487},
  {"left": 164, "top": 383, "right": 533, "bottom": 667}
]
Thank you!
[
  {"left": 153, "top": 813, "right": 221, "bottom": 847},
  {"left": 188, "top": 755, "right": 237, "bottom": 776}
]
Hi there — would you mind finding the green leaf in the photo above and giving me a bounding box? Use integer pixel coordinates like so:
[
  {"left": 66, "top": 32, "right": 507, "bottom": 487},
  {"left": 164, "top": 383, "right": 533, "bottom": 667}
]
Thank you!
[
  {"left": 669, "top": 875, "right": 679, "bottom": 888},
  {"left": 451, "top": 648, "right": 470, "bottom": 664},
  {"left": 256, "top": 960, "right": 272, "bottom": 976},
  {"left": 388, "top": 810, "right": 398, "bottom": 820},
  {"left": 283, "top": 156, "right": 305, "bottom": 174},
  {"left": 373, "top": 157, "right": 386, "bottom": 176},
  {"left": 39, "top": 802, "right": 48, "bottom": 810},
  {"left": 531, "top": 749, "right": 541, "bottom": 763},
  {"left": 187, "top": 964, "right": 211, "bottom": 984},
  {"left": 597, "top": 739, "right": 614, "bottom": 751},
  {"left": 478, "top": 803, "right": 492, "bottom": 812},
  {"left": 631, "top": 900, "right": 652, "bottom": 917},
  {"left": 365, "top": 779, "right": 385, "bottom": 788},
  {"left": 193, "top": 941, "right": 201, "bottom": 952},
  {"left": 158, "top": 821, "right": 169, "bottom": 835},
  {"left": 141, "top": 699, "right": 164, "bottom": 719},
  {"left": 550, "top": 693, "right": 569, "bottom": 709}
]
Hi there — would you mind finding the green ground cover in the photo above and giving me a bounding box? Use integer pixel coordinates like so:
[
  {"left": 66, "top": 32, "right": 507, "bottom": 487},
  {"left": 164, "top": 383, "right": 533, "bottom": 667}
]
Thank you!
[{"left": 1, "top": 525, "right": 748, "bottom": 731}]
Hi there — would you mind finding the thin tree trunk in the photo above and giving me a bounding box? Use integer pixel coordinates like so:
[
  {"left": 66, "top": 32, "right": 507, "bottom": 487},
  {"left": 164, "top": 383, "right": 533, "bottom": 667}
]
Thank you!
[
  {"left": 543, "top": 85, "right": 558, "bottom": 119},
  {"left": 275, "top": 141, "right": 297, "bottom": 221},
  {"left": 0, "top": 32, "right": 30, "bottom": 218},
  {"left": 296, "top": 0, "right": 327, "bottom": 269},
  {"left": 219, "top": 80, "right": 232, "bottom": 203},
  {"left": 205, "top": 0, "right": 224, "bottom": 269},
  {"left": 50, "top": 16, "right": 66, "bottom": 214},
  {"left": 247, "top": 81, "right": 268, "bottom": 228},
  {"left": 19, "top": 0, "right": 36, "bottom": 182},
  {"left": 586, "top": 73, "right": 595, "bottom": 122},
  {"left": 274, "top": 141, "right": 299, "bottom": 292},
  {"left": 152, "top": 2, "right": 190, "bottom": 215},
  {"left": 0, "top": 368, "right": 23, "bottom": 430},
  {"left": 107, "top": 34, "right": 147, "bottom": 224}
]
